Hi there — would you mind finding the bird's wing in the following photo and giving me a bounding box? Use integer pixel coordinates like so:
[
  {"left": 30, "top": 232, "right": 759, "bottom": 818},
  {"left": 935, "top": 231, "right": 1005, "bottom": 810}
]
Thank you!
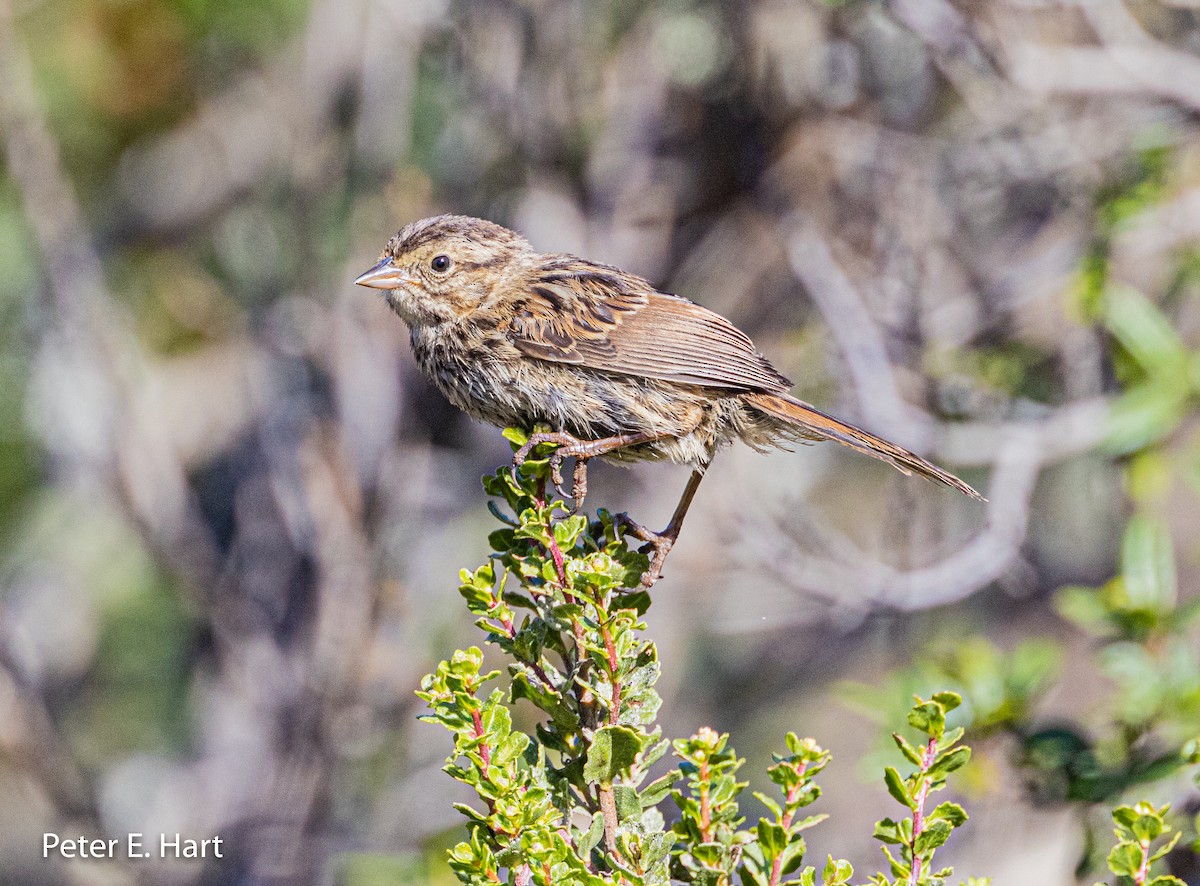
[{"left": 505, "top": 258, "right": 791, "bottom": 393}]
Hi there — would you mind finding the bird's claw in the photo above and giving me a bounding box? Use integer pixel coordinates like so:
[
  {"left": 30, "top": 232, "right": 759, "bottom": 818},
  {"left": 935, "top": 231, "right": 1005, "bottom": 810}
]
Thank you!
[
  {"left": 615, "top": 514, "right": 674, "bottom": 590},
  {"left": 547, "top": 451, "right": 569, "bottom": 499},
  {"left": 509, "top": 432, "right": 589, "bottom": 507},
  {"left": 510, "top": 438, "right": 536, "bottom": 485}
]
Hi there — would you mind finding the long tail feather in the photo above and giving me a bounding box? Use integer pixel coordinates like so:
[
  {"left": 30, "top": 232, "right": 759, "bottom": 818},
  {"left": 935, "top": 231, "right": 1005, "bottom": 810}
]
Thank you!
[{"left": 745, "top": 393, "right": 985, "bottom": 501}]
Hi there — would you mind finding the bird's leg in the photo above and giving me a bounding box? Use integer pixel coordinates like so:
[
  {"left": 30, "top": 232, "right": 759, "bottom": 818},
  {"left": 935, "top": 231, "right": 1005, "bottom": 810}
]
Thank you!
[
  {"left": 511, "top": 430, "right": 667, "bottom": 506},
  {"left": 617, "top": 466, "right": 708, "bottom": 589}
]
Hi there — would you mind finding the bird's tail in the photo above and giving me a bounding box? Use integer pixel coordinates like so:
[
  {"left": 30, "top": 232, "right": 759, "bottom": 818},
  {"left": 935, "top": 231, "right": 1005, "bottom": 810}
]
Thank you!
[{"left": 745, "top": 392, "right": 985, "bottom": 501}]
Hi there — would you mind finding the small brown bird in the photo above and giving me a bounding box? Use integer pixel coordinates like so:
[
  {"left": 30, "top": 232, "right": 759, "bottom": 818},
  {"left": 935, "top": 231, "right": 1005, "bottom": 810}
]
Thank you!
[{"left": 356, "top": 215, "right": 983, "bottom": 587}]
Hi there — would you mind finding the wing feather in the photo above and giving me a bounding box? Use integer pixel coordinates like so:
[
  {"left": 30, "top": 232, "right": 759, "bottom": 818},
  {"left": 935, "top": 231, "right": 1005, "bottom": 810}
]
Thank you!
[{"left": 506, "top": 259, "right": 790, "bottom": 393}]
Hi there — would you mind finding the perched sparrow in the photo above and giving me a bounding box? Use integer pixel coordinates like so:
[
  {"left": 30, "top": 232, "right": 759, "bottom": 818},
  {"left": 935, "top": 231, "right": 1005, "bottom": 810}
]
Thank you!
[{"left": 356, "top": 215, "right": 983, "bottom": 586}]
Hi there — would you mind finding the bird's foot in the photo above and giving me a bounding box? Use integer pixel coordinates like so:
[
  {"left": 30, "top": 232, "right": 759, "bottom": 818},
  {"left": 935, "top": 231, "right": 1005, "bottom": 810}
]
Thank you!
[
  {"left": 614, "top": 515, "right": 676, "bottom": 590},
  {"left": 511, "top": 431, "right": 591, "bottom": 506},
  {"left": 511, "top": 429, "right": 664, "bottom": 510}
]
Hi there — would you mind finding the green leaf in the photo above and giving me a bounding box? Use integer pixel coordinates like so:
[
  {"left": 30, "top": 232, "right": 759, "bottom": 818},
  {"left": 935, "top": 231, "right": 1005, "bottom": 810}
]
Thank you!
[
  {"left": 931, "top": 691, "right": 962, "bottom": 712},
  {"left": 576, "top": 812, "right": 605, "bottom": 857},
  {"left": 880, "top": 845, "right": 910, "bottom": 879},
  {"left": 753, "top": 790, "right": 783, "bottom": 818},
  {"left": 1131, "top": 810, "right": 1165, "bottom": 843},
  {"left": 884, "top": 767, "right": 914, "bottom": 809},
  {"left": 892, "top": 733, "right": 922, "bottom": 766},
  {"left": 776, "top": 838, "right": 808, "bottom": 877},
  {"left": 1181, "top": 738, "right": 1200, "bottom": 764},
  {"left": 873, "top": 818, "right": 904, "bottom": 845},
  {"left": 938, "top": 727, "right": 965, "bottom": 751},
  {"left": 757, "top": 819, "right": 787, "bottom": 861},
  {"left": 1107, "top": 842, "right": 1142, "bottom": 877},
  {"left": 487, "top": 528, "right": 516, "bottom": 551},
  {"left": 927, "top": 746, "right": 971, "bottom": 780},
  {"left": 554, "top": 519, "right": 582, "bottom": 548},
  {"left": 614, "top": 785, "right": 641, "bottom": 821},
  {"left": 928, "top": 802, "right": 968, "bottom": 827},
  {"left": 490, "top": 732, "right": 529, "bottom": 768},
  {"left": 1112, "top": 805, "right": 1139, "bottom": 828},
  {"left": 641, "top": 831, "right": 675, "bottom": 871},
  {"left": 621, "top": 589, "right": 652, "bottom": 615},
  {"left": 486, "top": 499, "right": 517, "bottom": 526},
  {"left": 641, "top": 771, "right": 681, "bottom": 808},
  {"left": 822, "top": 856, "right": 854, "bottom": 885},
  {"left": 791, "top": 813, "right": 828, "bottom": 833},
  {"left": 914, "top": 821, "right": 953, "bottom": 854},
  {"left": 908, "top": 702, "right": 945, "bottom": 739},
  {"left": 740, "top": 864, "right": 768, "bottom": 886},
  {"left": 641, "top": 736, "right": 670, "bottom": 768},
  {"left": 501, "top": 427, "right": 529, "bottom": 446},
  {"left": 584, "top": 725, "right": 643, "bottom": 785}
]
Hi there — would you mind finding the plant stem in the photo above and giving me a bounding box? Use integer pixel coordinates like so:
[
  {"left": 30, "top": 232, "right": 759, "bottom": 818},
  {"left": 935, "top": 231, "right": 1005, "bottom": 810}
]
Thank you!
[
  {"left": 1133, "top": 839, "right": 1151, "bottom": 886},
  {"left": 907, "top": 736, "right": 937, "bottom": 886},
  {"left": 566, "top": 608, "right": 618, "bottom": 861},
  {"left": 595, "top": 614, "right": 624, "bottom": 860},
  {"left": 471, "top": 709, "right": 491, "bottom": 779},
  {"left": 470, "top": 708, "right": 499, "bottom": 818},
  {"left": 599, "top": 783, "right": 620, "bottom": 859},
  {"left": 699, "top": 760, "right": 713, "bottom": 843},
  {"left": 602, "top": 621, "right": 620, "bottom": 726},
  {"left": 767, "top": 762, "right": 809, "bottom": 886},
  {"left": 534, "top": 479, "right": 568, "bottom": 586}
]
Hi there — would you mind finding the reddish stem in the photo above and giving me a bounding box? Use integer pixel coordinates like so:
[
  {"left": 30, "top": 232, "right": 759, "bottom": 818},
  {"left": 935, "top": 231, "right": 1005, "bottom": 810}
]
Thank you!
[
  {"left": 767, "top": 762, "right": 810, "bottom": 886},
  {"left": 602, "top": 622, "right": 621, "bottom": 726},
  {"left": 534, "top": 479, "right": 569, "bottom": 587},
  {"left": 907, "top": 736, "right": 938, "bottom": 886},
  {"left": 471, "top": 709, "right": 492, "bottom": 779},
  {"left": 546, "top": 536, "right": 568, "bottom": 586},
  {"left": 1133, "top": 839, "right": 1151, "bottom": 886},
  {"left": 470, "top": 708, "right": 501, "bottom": 820},
  {"left": 699, "top": 761, "right": 713, "bottom": 844}
]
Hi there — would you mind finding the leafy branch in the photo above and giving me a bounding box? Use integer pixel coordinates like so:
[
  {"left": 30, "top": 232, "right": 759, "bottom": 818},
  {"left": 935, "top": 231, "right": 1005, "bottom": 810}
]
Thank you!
[
  {"left": 1099, "top": 802, "right": 1185, "bottom": 886},
  {"left": 415, "top": 430, "right": 985, "bottom": 886}
]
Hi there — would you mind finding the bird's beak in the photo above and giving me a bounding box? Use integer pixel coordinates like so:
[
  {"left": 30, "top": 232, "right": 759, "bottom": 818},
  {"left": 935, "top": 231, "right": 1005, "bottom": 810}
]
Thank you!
[{"left": 354, "top": 258, "right": 416, "bottom": 290}]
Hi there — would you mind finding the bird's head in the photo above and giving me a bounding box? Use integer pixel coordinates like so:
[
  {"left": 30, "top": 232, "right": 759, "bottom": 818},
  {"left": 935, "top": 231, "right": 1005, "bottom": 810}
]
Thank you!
[{"left": 354, "top": 214, "right": 532, "bottom": 326}]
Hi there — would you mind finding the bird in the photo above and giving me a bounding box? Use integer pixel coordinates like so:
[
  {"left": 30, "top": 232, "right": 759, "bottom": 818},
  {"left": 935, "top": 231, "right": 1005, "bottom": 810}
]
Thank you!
[{"left": 355, "top": 214, "right": 984, "bottom": 587}]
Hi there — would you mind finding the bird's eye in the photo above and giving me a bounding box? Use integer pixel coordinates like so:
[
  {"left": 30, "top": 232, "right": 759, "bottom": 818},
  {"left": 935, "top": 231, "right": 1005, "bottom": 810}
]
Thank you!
[{"left": 430, "top": 254, "right": 453, "bottom": 273}]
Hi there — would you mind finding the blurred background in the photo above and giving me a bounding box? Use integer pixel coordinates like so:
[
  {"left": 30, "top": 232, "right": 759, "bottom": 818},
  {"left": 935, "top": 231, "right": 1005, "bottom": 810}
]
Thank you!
[{"left": 1, "top": 0, "right": 1199, "bottom": 883}]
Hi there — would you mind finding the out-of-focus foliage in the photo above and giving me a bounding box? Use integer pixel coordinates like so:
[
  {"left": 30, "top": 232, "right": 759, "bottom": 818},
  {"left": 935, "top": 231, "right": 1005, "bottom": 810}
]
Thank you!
[{"left": 3, "top": 0, "right": 1200, "bottom": 883}]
